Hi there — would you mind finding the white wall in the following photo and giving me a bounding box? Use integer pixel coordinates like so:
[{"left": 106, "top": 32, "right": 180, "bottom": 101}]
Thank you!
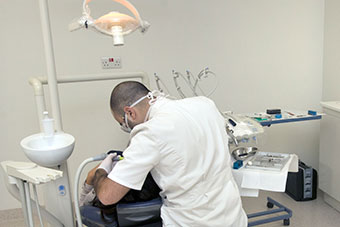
[
  {"left": 0, "top": 0, "right": 324, "bottom": 210},
  {"left": 323, "top": 0, "right": 340, "bottom": 100}
]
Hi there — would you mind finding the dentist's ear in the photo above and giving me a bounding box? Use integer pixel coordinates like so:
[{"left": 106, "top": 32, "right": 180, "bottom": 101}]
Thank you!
[{"left": 123, "top": 106, "right": 137, "bottom": 120}]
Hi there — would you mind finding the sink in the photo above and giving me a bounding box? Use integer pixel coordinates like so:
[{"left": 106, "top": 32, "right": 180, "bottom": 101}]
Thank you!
[{"left": 20, "top": 133, "right": 75, "bottom": 167}]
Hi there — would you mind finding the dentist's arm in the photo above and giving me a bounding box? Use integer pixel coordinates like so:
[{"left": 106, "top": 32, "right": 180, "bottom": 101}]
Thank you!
[
  {"left": 93, "top": 169, "right": 130, "bottom": 205},
  {"left": 92, "top": 153, "right": 130, "bottom": 205}
]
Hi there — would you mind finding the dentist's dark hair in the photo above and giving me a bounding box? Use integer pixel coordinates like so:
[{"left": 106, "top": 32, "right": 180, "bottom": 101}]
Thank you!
[{"left": 110, "top": 81, "right": 150, "bottom": 116}]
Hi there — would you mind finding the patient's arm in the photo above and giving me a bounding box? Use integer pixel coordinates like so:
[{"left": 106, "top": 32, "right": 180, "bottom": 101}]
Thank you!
[
  {"left": 93, "top": 169, "right": 130, "bottom": 205},
  {"left": 79, "top": 182, "right": 95, "bottom": 206},
  {"left": 85, "top": 164, "right": 100, "bottom": 185}
]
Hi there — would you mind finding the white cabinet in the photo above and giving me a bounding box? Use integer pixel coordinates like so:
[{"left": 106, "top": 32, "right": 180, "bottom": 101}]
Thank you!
[{"left": 320, "top": 101, "right": 340, "bottom": 211}]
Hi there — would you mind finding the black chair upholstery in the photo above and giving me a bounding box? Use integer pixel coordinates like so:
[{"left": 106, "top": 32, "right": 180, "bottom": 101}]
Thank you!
[{"left": 81, "top": 197, "right": 162, "bottom": 227}]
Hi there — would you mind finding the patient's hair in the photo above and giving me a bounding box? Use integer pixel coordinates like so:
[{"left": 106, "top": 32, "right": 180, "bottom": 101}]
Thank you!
[{"left": 110, "top": 81, "right": 150, "bottom": 116}]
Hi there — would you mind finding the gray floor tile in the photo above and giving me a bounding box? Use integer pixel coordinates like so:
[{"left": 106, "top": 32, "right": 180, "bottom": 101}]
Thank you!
[{"left": 1, "top": 190, "right": 340, "bottom": 226}]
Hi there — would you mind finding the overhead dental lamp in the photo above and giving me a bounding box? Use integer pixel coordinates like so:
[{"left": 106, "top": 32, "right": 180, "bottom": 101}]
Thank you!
[{"left": 69, "top": 0, "right": 150, "bottom": 46}]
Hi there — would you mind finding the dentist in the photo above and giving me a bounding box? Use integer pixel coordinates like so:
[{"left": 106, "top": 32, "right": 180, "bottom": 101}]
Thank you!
[{"left": 92, "top": 81, "right": 247, "bottom": 226}]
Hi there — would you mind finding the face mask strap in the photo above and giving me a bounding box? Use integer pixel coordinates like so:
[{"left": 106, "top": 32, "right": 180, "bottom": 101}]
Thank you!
[
  {"left": 129, "top": 95, "right": 148, "bottom": 108},
  {"left": 147, "top": 90, "right": 165, "bottom": 105},
  {"left": 121, "top": 91, "right": 164, "bottom": 132},
  {"left": 122, "top": 94, "right": 148, "bottom": 132},
  {"left": 120, "top": 122, "right": 131, "bottom": 133},
  {"left": 124, "top": 113, "right": 130, "bottom": 128}
]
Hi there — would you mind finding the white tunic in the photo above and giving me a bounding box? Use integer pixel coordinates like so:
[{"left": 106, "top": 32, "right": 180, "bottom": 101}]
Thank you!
[{"left": 108, "top": 96, "right": 247, "bottom": 226}]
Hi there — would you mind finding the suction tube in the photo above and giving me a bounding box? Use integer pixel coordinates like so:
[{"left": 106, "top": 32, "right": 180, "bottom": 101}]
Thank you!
[{"left": 74, "top": 153, "right": 107, "bottom": 227}]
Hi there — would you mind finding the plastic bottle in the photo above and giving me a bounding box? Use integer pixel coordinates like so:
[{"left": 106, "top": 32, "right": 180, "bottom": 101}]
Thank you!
[{"left": 42, "top": 111, "right": 55, "bottom": 137}]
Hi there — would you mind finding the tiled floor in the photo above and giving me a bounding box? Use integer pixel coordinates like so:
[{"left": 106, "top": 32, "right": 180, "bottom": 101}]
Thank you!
[
  {"left": 0, "top": 208, "right": 43, "bottom": 227},
  {"left": 1, "top": 190, "right": 340, "bottom": 227},
  {"left": 242, "top": 190, "right": 340, "bottom": 227}
]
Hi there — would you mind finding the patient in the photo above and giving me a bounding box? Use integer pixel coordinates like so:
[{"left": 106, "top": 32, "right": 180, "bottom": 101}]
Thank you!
[{"left": 80, "top": 151, "right": 161, "bottom": 224}]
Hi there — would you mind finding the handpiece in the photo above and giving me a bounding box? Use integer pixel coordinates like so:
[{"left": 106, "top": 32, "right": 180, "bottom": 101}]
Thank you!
[{"left": 112, "top": 156, "right": 124, "bottom": 161}]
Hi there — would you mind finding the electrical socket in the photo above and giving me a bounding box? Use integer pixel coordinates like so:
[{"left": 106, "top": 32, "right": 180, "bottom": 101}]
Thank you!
[{"left": 101, "top": 57, "right": 121, "bottom": 69}]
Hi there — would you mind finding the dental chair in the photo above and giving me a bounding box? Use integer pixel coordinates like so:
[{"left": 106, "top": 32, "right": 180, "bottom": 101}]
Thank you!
[
  {"left": 80, "top": 197, "right": 162, "bottom": 227},
  {"left": 78, "top": 150, "right": 162, "bottom": 227}
]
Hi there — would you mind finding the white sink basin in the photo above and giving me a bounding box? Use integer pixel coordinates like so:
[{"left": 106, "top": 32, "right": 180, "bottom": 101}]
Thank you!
[{"left": 20, "top": 133, "right": 75, "bottom": 167}]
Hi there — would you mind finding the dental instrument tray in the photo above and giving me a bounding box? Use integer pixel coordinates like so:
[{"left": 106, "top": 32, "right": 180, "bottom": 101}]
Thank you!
[
  {"left": 241, "top": 110, "right": 323, "bottom": 127},
  {"left": 245, "top": 152, "right": 290, "bottom": 171}
]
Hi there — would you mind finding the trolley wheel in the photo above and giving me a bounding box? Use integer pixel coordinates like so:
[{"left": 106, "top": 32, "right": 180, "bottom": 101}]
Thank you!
[
  {"left": 266, "top": 202, "right": 274, "bottom": 208},
  {"left": 283, "top": 219, "right": 290, "bottom": 226}
]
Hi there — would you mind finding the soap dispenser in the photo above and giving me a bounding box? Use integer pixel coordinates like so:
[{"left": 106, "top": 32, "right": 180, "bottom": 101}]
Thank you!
[{"left": 42, "top": 111, "right": 55, "bottom": 137}]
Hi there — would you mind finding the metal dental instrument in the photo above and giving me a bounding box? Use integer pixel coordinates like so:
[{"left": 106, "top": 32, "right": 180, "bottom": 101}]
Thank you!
[
  {"left": 172, "top": 70, "right": 186, "bottom": 98},
  {"left": 154, "top": 73, "right": 163, "bottom": 92},
  {"left": 154, "top": 73, "right": 171, "bottom": 94},
  {"left": 172, "top": 68, "right": 218, "bottom": 98},
  {"left": 225, "top": 124, "right": 239, "bottom": 147},
  {"left": 187, "top": 70, "right": 205, "bottom": 95},
  {"left": 197, "top": 68, "right": 218, "bottom": 97}
]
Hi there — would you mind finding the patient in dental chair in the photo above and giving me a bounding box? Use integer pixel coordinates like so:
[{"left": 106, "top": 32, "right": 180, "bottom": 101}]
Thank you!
[{"left": 80, "top": 151, "right": 161, "bottom": 224}]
